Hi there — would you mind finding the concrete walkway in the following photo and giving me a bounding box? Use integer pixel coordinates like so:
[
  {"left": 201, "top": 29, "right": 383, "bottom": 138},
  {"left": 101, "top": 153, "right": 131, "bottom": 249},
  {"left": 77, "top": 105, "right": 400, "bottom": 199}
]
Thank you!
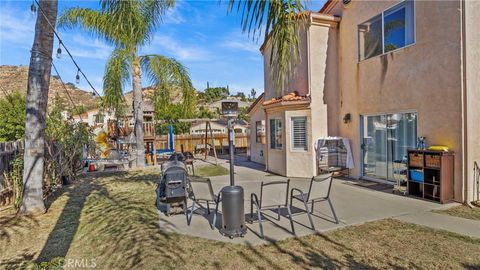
[
  {"left": 395, "top": 211, "right": 480, "bottom": 238},
  {"left": 157, "top": 156, "right": 478, "bottom": 245}
]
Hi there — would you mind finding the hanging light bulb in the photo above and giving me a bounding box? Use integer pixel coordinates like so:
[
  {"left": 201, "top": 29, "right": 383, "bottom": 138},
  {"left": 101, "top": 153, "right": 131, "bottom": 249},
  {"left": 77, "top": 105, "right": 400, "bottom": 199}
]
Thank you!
[
  {"left": 30, "top": 2, "right": 36, "bottom": 14},
  {"left": 75, "top": 69, "right": 80, "bottom": 84},
  {"left": 56, "top": 47, "right": 62, "bottom": 59}
]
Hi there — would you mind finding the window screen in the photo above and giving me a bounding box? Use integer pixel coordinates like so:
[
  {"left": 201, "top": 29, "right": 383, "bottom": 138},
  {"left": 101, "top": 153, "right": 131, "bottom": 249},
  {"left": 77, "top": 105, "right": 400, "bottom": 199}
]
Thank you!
[{"left": 291, "top": 117, "right": 307, "bottom": 150}]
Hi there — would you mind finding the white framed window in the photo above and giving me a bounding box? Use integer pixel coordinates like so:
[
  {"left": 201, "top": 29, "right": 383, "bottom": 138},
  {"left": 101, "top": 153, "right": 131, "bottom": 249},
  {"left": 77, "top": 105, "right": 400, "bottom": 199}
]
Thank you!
[
  {"left": 291, "top": 117, "right": 307, "bottom": 150},
  {"left": 269, "top": 119, "right": 282, "bottom": 149},
  {"left": 256, "top": 120, "right": 265, "bottom": 144},
  {"left": 358, "top": 0, "right": 415, "bottom": 61}
]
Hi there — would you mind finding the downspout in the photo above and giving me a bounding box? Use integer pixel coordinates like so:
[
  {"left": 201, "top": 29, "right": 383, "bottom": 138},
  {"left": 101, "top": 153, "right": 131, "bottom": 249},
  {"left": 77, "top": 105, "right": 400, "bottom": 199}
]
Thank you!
[
  {"left": 264, "top": 108, "right": 268, "bottom": 172},
  {"left": 460, "top": 0, "right": 473, "bottom": 208}
]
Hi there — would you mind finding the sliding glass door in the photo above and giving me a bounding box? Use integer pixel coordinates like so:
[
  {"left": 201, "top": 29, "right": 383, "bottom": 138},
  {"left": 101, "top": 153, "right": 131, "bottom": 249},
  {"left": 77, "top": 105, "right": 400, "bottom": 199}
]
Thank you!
[{"left": 362, "top": 112, "right": 417, "bottom": 182}]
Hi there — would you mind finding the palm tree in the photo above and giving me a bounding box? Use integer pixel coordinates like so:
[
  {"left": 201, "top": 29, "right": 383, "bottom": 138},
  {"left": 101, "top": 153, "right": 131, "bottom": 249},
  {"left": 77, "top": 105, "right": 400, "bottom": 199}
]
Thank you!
[
  {"left": 227, "top": 0, "right": 307, "bottom": 93},
  {"left": 20, "top": 0, "right": 58, "bottom": 215},
  {"left": 59, "top": 0, "right": 195, "bottom": 167}
]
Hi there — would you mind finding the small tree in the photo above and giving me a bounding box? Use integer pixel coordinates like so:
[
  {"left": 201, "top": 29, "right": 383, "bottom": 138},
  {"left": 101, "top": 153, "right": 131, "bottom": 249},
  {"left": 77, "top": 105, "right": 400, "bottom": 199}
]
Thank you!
[
  {"left": 250, "top": 88, "right": 257, "bottom": 100},
  {"left": 0, "top": 92, "right": 26, "bottom": 142}
]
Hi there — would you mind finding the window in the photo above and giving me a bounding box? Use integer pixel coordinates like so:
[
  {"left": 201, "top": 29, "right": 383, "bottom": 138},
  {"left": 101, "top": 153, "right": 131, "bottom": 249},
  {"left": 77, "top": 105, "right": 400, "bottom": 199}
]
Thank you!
[
  {"left": 269, "top": 119, "right": 282, "bottom": 149},
  {"left": 358, "top": 0, "right": 415, "bottom": 61},
  {"left": 94, "top": 114, "right": 104, "bottom": 124},
  {"left": 256, "top": 120, "right": 265, "bottom": 144},
  {"left": 291, "top": 117, "right": 307, "bottom": 150}
]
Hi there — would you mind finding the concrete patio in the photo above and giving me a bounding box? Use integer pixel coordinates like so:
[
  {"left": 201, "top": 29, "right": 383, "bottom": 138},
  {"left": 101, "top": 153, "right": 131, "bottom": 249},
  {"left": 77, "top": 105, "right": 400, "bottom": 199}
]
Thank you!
[{"left": 157, "top": 156, "right": 455, "bottom": 245}]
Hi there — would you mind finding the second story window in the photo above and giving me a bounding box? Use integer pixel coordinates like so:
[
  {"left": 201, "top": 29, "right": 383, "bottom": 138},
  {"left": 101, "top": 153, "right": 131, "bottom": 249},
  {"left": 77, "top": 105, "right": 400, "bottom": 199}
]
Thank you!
[{"left": 358, "top": 0, "right": 415, "bottom": 61}]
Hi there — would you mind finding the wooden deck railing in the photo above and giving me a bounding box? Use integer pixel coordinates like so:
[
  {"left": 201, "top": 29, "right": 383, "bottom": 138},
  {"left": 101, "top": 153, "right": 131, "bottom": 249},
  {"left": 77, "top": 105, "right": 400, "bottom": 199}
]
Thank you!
[{"left": 151, "top": 133, "right": 249, "bottom": 154}]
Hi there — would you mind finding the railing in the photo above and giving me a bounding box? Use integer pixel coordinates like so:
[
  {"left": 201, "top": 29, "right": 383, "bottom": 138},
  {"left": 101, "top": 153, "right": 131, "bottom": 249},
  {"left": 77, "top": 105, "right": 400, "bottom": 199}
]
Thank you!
[
  {"left": 152, "top": 133, "right": 250, "bottom": 154},
  {"left": 143, "top": 122, "right": 155, "bottom": 138},
  {"left": 474, "top": 161, "right": 480, "bottom": 204}
]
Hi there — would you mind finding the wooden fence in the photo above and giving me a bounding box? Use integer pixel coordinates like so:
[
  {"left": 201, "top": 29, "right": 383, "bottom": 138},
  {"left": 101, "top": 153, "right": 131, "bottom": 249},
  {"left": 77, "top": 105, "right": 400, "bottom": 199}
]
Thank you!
[
  {"left": 0, "top": 140, "right": 24, "bottom": 203},
  {"left": 149, "top": 133, "right": 250, "bottom": 154}
]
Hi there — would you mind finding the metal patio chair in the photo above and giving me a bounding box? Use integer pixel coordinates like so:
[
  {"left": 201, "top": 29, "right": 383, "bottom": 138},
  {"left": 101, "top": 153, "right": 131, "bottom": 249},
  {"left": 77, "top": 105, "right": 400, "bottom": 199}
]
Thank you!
[
  {"left": 187, "top": 177, "right": 220, "bottom": 229},
  {"left": 290, "top": 173, "right": 339, "bottom": 233},
  {"left": 250, "top": 180, "right": 295, "bottom": 239}
]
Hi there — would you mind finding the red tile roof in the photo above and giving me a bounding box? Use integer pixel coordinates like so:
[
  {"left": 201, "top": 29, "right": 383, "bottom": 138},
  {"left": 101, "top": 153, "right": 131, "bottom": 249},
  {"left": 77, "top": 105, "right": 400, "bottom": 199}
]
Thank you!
[{"left": 262, "top": 91, "right": 309, "bottom": 106}]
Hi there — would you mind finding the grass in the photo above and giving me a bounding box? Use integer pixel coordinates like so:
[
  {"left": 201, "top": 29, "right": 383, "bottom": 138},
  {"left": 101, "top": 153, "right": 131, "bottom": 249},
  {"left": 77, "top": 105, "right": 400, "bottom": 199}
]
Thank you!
[
  {"left": 194, "top": 164, "right": 229, "bottom": 177},
  {"left": 1, "top": 169, "right": 479, "bottom": 269},
  {"left": 434, "top": 205, "right": 480, "bottom": 221}
]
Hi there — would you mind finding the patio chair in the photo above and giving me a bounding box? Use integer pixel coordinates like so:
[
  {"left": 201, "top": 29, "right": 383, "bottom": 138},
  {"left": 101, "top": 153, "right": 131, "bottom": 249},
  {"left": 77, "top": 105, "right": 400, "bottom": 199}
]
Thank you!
[
  {"left": 290, "top": 173, "right": 339, "bottom": 232},
  {"left": 250, "top": 180, "right": 295, "bottom": 239},
  {"left": 187, "top": 177, "right": 220, "bottom": 229}
]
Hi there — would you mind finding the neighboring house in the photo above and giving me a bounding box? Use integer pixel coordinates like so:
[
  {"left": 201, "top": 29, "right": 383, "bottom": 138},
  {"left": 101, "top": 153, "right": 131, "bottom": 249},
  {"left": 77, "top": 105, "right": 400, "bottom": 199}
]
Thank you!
[
  {"left": 247, "top": 93, "right": 266, "bottom": 165},
  {"left": 256, "top": 0, "right": 480, "bottom": 204},
  {"left": 72, "top": 100, "right": 155, "bottom": 128},
  {"left": 190, "top": 119, "right": 249, "bottom": 135},
  {"left": 72, "top": 108, "right": 117, "bottom": 127},
  {"left": 208, "top": 97, "right": 251, "bottom": 112}
]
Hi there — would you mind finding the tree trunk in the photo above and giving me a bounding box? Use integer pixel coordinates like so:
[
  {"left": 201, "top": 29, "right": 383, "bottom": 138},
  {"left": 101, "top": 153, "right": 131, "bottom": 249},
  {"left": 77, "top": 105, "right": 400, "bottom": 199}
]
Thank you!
[
  {"left": 132, "top": 55, "right": 145, "bottom": 167},
  {"left": 20, "top": 0, "right": 58, "bottom": 215}
]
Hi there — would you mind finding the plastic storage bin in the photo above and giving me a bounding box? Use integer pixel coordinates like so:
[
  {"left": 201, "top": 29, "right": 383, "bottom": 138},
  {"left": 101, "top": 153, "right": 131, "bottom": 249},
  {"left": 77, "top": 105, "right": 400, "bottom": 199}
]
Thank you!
[{"left": 410, "top": 169, "right": 424, "bottom": 182}]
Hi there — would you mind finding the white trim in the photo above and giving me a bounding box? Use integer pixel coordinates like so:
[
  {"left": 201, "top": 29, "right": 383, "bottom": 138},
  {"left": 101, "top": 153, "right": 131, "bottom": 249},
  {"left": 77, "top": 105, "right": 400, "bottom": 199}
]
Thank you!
[
  {"left": 290, "top": 116, "right": 308, "bottom": 152},
  {"left": 269, "top": 118, "right": 283, "bottom": 150}
]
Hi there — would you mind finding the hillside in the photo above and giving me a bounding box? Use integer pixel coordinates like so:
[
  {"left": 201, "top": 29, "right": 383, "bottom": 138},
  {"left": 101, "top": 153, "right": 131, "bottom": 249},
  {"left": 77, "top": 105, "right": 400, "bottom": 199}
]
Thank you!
[{"left": 0, "top": 65, "right": 98, "bottom": 110}]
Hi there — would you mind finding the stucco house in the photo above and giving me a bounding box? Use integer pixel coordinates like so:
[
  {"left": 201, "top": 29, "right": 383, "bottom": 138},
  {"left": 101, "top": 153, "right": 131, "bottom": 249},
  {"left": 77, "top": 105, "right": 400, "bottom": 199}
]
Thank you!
[
  {"left": 250, "top": 0, "right": 480, "bottom": 204},
  {"left": 247, "top": 93, "right": 266, "bottom": 164}
]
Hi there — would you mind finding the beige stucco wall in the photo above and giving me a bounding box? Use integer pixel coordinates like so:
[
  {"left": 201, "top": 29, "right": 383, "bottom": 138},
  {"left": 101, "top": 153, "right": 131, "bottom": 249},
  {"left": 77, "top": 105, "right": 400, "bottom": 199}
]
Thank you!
[
  {"left": 284, "top": 108, "right": 315, "bottom": 177},
  {"left": 335, "top": 0, "right": 464, "bottom": 200},
  {"left": 249, "top": 104, "right": 266, "bottom": 165},
  {"left": 262, "top": 24, "right": 309, "bottom": 100},
  {"left": 262, "top": 15, "right": 339, "bottom": 178},
  {"left": 309, "top": 20, "right": 340, "bottom": 142},
  {"left": 464, "top": 0, "right": 480, "bottom": 202}
]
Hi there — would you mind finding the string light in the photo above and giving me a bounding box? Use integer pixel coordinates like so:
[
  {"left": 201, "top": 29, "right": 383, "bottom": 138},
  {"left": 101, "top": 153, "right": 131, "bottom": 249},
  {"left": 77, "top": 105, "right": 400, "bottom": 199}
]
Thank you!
[
  {"left": 75, "top": 69, "right": 80, "bottom": 84},
  {"left": 32, "top": 0, "right": 104, "bottom": 101},
  {"left": 30, "top": 1, "right": 36, "bottom": 14}
]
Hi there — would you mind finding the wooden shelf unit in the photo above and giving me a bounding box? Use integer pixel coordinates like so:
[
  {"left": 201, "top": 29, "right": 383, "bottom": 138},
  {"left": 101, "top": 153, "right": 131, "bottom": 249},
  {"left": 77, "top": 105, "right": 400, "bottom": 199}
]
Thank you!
[{"left": 407, "top": 149, "right": 454, "bottom": 203}]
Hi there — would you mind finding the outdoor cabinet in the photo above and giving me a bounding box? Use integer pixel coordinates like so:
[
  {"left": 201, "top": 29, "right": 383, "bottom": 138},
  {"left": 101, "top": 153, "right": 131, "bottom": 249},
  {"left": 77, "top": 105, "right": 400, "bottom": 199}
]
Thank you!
[{"left": 407, "top": 149, "right": 454, "bottom": 203}]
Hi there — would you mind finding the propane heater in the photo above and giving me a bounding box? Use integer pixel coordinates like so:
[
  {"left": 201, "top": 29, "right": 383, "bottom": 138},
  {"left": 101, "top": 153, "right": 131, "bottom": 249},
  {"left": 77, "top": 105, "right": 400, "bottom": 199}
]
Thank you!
[{"left": 219, "top": 101, "right": 247, "bottom": 238}]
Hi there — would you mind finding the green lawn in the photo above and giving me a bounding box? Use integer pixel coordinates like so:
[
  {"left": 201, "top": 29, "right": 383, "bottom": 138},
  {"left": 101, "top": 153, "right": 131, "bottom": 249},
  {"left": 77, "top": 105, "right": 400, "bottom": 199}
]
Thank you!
[
  {"left": 1, "top": 169, "right": 479, "bottom": 269},
  {"left": 434, "top": 205, "right": 480, "bottom": 221},
  {"left": 194, "top": 164, "right": 229, "bottom": 177}
]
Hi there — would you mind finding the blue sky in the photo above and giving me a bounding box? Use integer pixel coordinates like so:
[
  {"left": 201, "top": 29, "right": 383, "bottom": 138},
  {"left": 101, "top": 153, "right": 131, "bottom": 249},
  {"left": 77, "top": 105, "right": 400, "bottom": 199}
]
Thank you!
[{"left": 0, "top": 0, "right": 326, "bottom": 95}]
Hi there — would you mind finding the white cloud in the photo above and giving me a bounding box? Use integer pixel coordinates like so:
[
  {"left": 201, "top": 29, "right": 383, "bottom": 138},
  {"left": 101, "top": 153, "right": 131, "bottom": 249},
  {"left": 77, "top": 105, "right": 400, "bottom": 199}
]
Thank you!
[
  {"left": 221, "top": 31, "right": 261, "bottom": 54},
  {"left": 0, "top": 7, "right": 35, "bottom": 48},
  {"left": 148, "top": 34, "right": 211, "bottom": 61},
  {"left": 64, "top": 35, "right": 112, "bottom": 60}
]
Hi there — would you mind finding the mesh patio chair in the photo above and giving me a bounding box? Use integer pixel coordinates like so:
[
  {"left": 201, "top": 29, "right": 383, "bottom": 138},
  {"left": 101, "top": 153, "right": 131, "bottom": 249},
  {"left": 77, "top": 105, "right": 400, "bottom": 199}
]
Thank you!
[
  {"left": 290, "top": 173, "right": 339, "bottom": 233},
  {"left": 250, "top": 180, "right": 295, "bottom": 239},
  {"left": 187, "top": 178, "right": 220, "bottom": 229}
]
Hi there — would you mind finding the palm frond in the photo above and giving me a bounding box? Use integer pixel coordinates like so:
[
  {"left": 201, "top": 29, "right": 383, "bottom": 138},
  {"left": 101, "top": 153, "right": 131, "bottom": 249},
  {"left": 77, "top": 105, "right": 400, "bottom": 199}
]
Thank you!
[
  {"left": 227, "top": 0, "right": 307, "bottom": 94},
  {"left": 141, "top": 0, "right": 175, "bottom": 43},
  {"left": 102, "top": 48, "right": 130, "bottom": 113},
  {"left": 141, "top": 54, "right": 196, "bottom": 118},
  {"left": 57, "top": 7, "right": 118, "bottom": 45}
]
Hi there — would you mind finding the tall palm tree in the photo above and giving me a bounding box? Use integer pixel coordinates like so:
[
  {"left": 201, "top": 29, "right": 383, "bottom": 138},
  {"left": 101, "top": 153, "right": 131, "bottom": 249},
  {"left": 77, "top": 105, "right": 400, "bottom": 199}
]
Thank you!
[
  {"left": 21, "top": 0, "right": 58, "bottom": 215},
  {"left": 59, "top": 0, "right": 195, "bottom": 167},
  {"left": 227, "top": 0, "right": 307, "bottom": 93}
]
